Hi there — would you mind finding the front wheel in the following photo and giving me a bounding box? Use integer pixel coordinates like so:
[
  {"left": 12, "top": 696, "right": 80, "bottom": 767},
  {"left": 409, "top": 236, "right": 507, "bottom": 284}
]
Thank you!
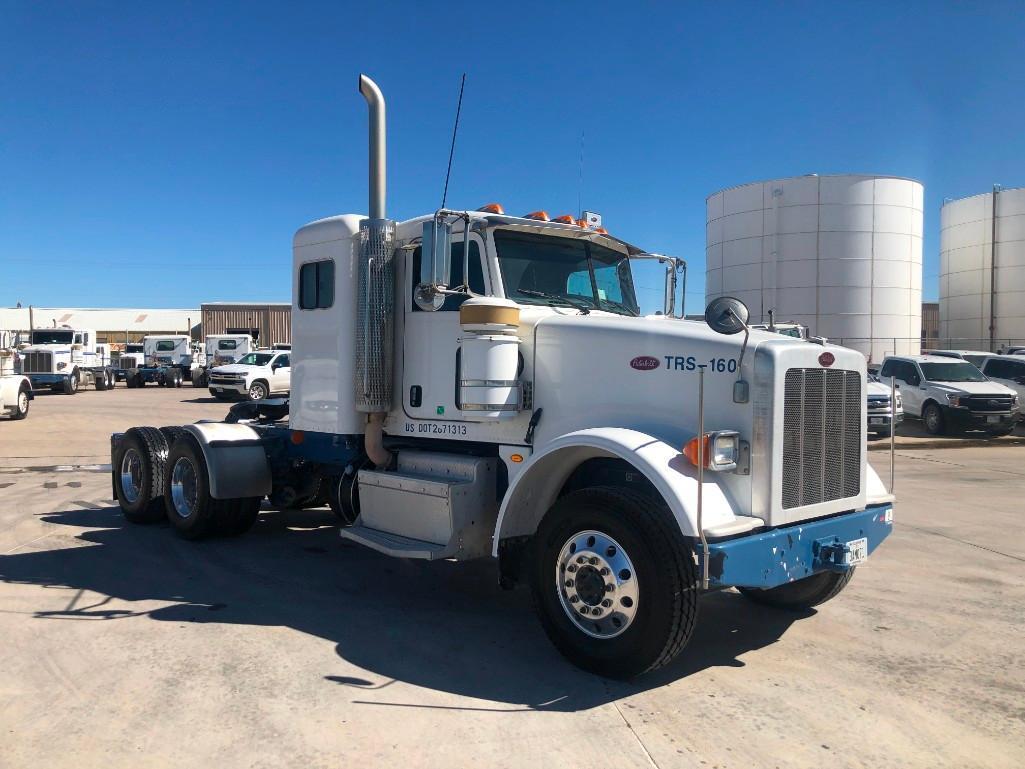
[
  {"left": 12, "top": 387, "right": 30, "bottom": 420},
  {"left": 63, "top": 373, "right": 79, "bottom": 395},
  {"left": 923, "top": 403, "right": 946, "bottom": 435},
  {"left": 529, "top": 486, "right": 699, "bottom": 679},
  {"left": 248, "top": 381, "right": 268, "bottom": 401},
  {"left": 738, "top": 569, "right": 855, "bottom": 611}
]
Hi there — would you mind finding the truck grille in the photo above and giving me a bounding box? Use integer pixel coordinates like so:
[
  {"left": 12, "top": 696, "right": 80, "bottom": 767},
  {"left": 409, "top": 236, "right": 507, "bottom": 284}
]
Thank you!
[
  {"left": 961, "top": 394, "right": 1015, "bottom": 412},
  {"left": 782, "top": 368, "right": 862, "bottom": 510},
  {"left": 867, "top": 395, "right": 891, "bottom": 412},
  {"left": 21, "top": 351, "right": 52, "bottom": 374}
]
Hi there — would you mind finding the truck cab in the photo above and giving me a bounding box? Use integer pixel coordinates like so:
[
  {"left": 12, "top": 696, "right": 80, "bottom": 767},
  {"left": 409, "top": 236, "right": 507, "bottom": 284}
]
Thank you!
[
  {"left": 1, "top": 333, "right": 33, "bottom": 419},
  {"left": 17, "top": 327, "right": 114, "bottom": 394},
  {"left": 191, "top": 334, "right": 256, "bottom": 388}
]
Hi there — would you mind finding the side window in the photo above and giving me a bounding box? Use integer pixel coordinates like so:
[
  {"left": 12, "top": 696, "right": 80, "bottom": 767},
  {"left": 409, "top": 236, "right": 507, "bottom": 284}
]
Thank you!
[
  {"left": 411, "top": 239, "right": 485, "bottom": 312},
  {"left": 299, "top": 260, "right": 335, "bottom": 309},
  {"left": 879, "top": 360, "right": 896, "bottom": 379},
  {"left": 276, "top": 354, "right": 290, "bottom": 368},
  {"left": 74, "top": 334, "right": 82, "bottom": 345},
  {"left": 986, "top": 359, "right": 1019, "bottom": 379},
  {"left": 905, "top": 363, "right": 921, "bottom": 384},
  {"left": 84, "top": 333, "right": 90, "bottom": 346},
  {"left": 218, "top": 339, "right": 237, "bottom": 350}
]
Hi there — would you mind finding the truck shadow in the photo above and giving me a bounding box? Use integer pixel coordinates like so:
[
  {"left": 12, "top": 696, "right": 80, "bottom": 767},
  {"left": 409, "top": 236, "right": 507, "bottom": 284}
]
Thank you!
[{"left": 1, "top": 505, "right": 810, "bottom": 712}]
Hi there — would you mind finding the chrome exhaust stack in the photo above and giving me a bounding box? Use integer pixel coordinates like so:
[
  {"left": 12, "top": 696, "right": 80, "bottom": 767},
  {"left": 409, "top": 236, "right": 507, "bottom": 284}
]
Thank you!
[{"left": 354, "top": 74, "right": 396, "bottom": 468}]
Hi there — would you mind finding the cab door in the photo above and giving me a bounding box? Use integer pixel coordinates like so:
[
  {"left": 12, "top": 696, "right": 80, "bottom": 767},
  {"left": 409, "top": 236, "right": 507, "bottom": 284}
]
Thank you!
[
  {"left": 270, "top": 353, "right": 291, "bottom": 393},
  {"left": 401, "top": 233, "right": 490, "bottom": 421},
  {"left": 881, "top": 360, "right": 922, "bottom": 416}
]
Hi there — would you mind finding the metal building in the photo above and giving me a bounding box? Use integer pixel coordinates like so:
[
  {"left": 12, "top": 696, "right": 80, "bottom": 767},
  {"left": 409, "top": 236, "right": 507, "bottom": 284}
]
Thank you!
[
  {"left": 0, "top": 306, "right": 199, "bottom": 345},
  {"left": 939, "top": 186, "right": 1025, "bottom": 350},
  {"left": 200, "top": 302, "right": 291, "bottom": 347},
  {"left": 706, "top": 174, "right": 924, "bottom": 362}
]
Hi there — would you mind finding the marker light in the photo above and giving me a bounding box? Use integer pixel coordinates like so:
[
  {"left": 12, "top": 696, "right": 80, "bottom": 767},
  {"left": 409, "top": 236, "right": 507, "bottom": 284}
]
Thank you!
[
  {"left": 523, "top": 211, "right": 550, "bottom": 221},
  {"left": 290, "top": 430, "right": 305, "bottom": 445},
  {"left": 595, "top": 226, "right": 609, "bottom": 235},
  {"left": 683, "top": 430, "right": 740, "bottom": 472},
  {"left": 553, "top": 215, "right": 577, "bottom": 225},
  {"left": 477, "top": 203, "right": 504, "bottom": 214}
]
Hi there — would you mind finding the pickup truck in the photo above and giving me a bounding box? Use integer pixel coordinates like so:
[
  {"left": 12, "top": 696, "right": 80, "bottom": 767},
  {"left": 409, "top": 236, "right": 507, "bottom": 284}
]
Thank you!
[{"left": 207, "top": 350, "right": 291, "bottom": 401}]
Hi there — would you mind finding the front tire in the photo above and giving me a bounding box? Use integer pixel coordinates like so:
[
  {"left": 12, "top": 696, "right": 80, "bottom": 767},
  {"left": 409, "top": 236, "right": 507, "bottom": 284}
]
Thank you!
[
  {"left": 12, "top": 387, "right": 30, "bottom": 420},
  {"left": 63, "top": 372, "right": 79, "bottom": 395},
  {"left": 738, "top": 569, "right": 855, "bottom": 610},
  {"left": 529, "top": 486, "right": 699, "bottom": 679},
  {"left": 923, "top": 403, "right": 946, "bottom": 435},
  {"left": 248, "top": 380, "right": 268, "bottom": 401}
]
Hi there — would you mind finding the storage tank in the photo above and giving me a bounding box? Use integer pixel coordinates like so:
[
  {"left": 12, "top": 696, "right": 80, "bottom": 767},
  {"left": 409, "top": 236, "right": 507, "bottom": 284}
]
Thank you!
[
  {"left": 939, "top": 186, "right": 1025, "bottom": 350},
  {"left": 706, "top": 174, "right": 924, "bottom": 362}
]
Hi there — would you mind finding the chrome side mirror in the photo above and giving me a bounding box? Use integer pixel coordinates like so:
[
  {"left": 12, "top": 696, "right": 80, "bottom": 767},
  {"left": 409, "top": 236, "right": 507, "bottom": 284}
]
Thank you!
[
  {"left": 705, "top": 296, "right": 752, "bottom": 403},
  {"left": 415, "top": 219, "right": 452, "bottom": 311}
]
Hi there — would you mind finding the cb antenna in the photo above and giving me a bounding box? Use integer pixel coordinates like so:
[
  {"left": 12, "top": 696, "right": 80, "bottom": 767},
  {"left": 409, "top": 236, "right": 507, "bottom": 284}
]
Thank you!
[{"left": 441, "top": 73, "right": 467, "bottom": 209}]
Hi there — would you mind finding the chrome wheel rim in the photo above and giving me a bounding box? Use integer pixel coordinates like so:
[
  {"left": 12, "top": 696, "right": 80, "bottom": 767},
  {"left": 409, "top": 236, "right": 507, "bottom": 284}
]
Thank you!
[
  {"left": 556, "top": 530, "right": 639, "bottom": 639},
  {"left": 249, "top": 383, "right": 265, "bottom": 400},
  {"left": 170, "top": 456, "right": 198, "bottom": 519},
  {"left": 926, "top": 408, "right": 939, "bottom": 431},
  {"left": 70, "top": 376, "right": 78, "bottom": 392},
  {"left": 17, "top": 391, "right": 28, "bottom": 414},
  {"left": 120, "top": 448, "right": 143, "bottom": 504}
]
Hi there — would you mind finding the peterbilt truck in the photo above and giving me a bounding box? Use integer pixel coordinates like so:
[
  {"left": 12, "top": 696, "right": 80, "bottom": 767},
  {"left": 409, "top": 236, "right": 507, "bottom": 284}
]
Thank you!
[
  {"left": 17, "top": 327, "right": 115, "bottom": 393},
  {"left": 110, "top": 75, "right": 893, "bottom": 678}
]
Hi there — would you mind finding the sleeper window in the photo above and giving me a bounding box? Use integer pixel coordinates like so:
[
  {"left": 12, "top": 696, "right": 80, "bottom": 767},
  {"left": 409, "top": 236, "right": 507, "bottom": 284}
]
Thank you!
[{"left": 300, "top": 260, "right": 335, "bottom": 309}]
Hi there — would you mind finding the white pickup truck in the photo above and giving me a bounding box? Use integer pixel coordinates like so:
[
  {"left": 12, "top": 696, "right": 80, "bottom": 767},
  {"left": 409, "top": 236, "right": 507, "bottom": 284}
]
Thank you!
[{"left": 207, "top": 350, "right": 291, "bottom": 401}]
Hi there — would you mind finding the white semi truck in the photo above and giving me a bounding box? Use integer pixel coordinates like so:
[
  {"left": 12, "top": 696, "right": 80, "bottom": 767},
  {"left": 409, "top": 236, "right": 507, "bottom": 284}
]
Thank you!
[
  {"left": 123, "top": 335, "right": 193, "bottom": 388},
  {"left": 17, "top": 326, "right": 115, "bottom": 393},
  {"left": 110, "top": 75, "right": 894, "bottom": 677},
  {"left": 1, "top": 333, "right": 33, "bottom": 419},
  {"left": 191, "top": 334, "right": 257, "bottom": 388}
]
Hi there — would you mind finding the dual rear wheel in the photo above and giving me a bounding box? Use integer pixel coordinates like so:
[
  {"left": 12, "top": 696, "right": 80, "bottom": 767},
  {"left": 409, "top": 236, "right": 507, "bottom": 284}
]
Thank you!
[{"left": 113, "top": 427, "right": 260, "bottom": 537}]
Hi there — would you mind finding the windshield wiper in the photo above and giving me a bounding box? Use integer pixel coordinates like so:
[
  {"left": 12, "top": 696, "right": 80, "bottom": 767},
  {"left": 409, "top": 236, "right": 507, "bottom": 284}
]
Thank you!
[{"left": 515, "top": 289, "right": 592, "bottom": 314}]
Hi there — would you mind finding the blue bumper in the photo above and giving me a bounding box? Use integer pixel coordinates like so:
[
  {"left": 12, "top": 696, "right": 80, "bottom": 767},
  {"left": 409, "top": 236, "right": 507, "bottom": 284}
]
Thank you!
[
  {"left": 28, "top": 373, "right": 68, "bottom": 386},
  {"left": 705, "top": 503, "right": 893, "bottom": 589}
]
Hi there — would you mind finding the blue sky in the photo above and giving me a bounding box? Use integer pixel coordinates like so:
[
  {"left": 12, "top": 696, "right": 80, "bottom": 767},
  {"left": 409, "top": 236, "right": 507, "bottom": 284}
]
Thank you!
[{"left": 2, "top": 1, "right": 1024, "bottom": 314}]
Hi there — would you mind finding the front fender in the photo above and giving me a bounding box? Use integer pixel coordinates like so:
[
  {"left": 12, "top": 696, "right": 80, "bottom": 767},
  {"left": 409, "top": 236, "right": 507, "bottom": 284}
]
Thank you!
[
  {"left": 182, "top": 423, "right": 272, "bottom": 500},
  {"left": 492, "top": 428, "right": 760, "bottom": 556}
]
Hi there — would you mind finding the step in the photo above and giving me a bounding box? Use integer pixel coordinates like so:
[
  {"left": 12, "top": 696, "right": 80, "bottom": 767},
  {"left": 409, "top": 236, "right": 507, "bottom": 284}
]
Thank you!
[{"left": 339, "top": 524, "right": 455, "bottom": 560}]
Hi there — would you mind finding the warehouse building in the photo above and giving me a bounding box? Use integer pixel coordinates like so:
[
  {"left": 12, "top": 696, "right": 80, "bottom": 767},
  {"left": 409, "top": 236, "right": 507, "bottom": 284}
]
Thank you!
[
  {"left": 200, "top": 302, "right": 291, "bottom": 347},
  {"left": 0, "top": 307, "right": 199, "bottom": 346}
]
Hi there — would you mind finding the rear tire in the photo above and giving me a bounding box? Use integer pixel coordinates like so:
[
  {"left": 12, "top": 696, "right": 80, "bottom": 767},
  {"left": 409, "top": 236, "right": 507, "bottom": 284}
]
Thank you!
[
  {"left": 95, "top": 371, "right": 107, "bottom": 390},
  {"left": 738, "top": 569, "right": 855, "bottom": 610},
  {"left": 163, "top": 435, "right": 261, "bottom": 539},
  {"left": 923, "top": 403, "right": 946, "bottom": 435},
  {"left": 63, "top": 373, "right": 79, "bottom": 395},
  {"left": 529, "top": 486, "right": 699, "bottom": 679},
  {"left": 113, "top": 427, "right": 169, "bottom": 523}
]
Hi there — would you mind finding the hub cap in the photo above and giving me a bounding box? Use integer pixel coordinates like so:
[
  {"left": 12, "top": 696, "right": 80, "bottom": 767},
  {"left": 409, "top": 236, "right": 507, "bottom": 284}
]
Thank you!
[
  {"left": 120, "top": 448, "right": 143, "bottom": 504},
  {"left": 556, "top": 530, "right": 639, "bottom": 639},
  {"left": 17, "top": 391, "right": 28, "bottom": 414},
  {"left": 170, "top": 456, "right": 199, "bottom": 519},
  {"left": 249, "top": 383, "right": 266, "bottom": 400}
]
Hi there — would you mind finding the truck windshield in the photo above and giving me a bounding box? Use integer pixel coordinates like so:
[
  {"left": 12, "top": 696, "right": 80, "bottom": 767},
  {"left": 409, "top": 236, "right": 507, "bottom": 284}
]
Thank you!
[
  {"left": 494, "top": 230, "right": 639, "bottom": 316},
  {"left": 31, "top": 330, "right": 73, "bottom": 344},
  {"left": 126, "top": 344, "right": 144, "bottom": 352},
  {"left": 920, "top": 362, "right": 988, "bottom": 382},
  {"left": 155, "top": 340, "right": 177, "bottom": 351},
  {"left": 237, "top": 353, "right": 274, "bottom": 366},
  {"left": 218, "top": 339, "right": 238, "bottom": 350}
]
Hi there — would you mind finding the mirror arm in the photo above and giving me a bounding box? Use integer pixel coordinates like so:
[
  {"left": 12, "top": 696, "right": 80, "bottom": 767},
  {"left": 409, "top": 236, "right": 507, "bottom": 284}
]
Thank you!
[{"left": 728, "top": 307, "right": 752, "bottom": 403}]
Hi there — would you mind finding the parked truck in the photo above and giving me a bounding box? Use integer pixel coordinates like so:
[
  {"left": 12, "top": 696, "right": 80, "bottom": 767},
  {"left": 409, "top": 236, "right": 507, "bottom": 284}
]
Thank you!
[
  {"left": 110, "top": 75, "right": 894, "bottom": 677},
  {"left": 191, "top": 334, "right": 257, "bottom": 388},
  {"left": 17, "top": 326, "right": 115, "bottom": 393},
  {"left": 1, "top": 333, "right": 33, "bottom": 419},
  {"left": 123, "top": 335, "right": 193, "bottom": 388}
]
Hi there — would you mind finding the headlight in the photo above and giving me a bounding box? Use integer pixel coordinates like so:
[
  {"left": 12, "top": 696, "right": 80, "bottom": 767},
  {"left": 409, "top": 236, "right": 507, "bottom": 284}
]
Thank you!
[
  {"left": 895, "top": 392, "right": 902, "bottom": 407},
  {"left": 683, "top": 430, "right": 740, "bottom": 472},
  {"left": 946, "top": 394, "right": 961, "bottom": 407}
]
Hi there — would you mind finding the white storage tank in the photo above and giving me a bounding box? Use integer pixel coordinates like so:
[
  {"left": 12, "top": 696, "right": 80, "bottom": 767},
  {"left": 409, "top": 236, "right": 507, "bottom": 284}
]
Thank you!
[
  {"left": 706, "top": 174, "right": 924, "bottom": 362},
  {"left": 939, "top": 186, "right": 1025, "bottom": 349}
]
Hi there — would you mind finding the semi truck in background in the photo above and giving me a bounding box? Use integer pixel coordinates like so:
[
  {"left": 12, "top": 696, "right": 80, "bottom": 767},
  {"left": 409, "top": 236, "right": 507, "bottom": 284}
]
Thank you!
[
  {"left": 1, "top": 331, "right": 33, "bottom": 419},
  {"left": 123, "top": 335, "right": 193, "bottom": 388},
  {"left": 16, "top": 326, "right": 115, "bottom": 393},
  {"left": 110, "top": 75, "right": 894, "bottom": 677},
  {"left": 191, "top": 333, "right": 257, "bottom": 388}
]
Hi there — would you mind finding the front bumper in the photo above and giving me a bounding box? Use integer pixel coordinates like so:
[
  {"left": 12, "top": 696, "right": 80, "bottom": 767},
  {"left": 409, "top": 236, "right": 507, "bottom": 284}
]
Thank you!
[
  {"left": 704, "top": 503, "right": 893, "bottom": 589},
  {"left": 868, "top": 412, "right": 903, "bottom": 432},
  {"left": 27, "top": 373, "right": 68, "bottom": 386},
  {"left": 209, "top": 380, "right": 247, "bottom": 396},
  {"left": 942, "top": 405, "right": 1018, "bottom": 431}
]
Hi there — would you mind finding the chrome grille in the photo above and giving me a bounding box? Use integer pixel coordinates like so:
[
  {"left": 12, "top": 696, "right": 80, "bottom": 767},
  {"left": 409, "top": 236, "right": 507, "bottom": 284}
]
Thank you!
[
  {"left": 782, "top": 368, "right": 862, "bottom": 510},
  {"left": 21, "top": 351, "right": 52, "bottom": 374},
  {"left": 961, "top": 394, "right": 1014, "bottom": 412}
]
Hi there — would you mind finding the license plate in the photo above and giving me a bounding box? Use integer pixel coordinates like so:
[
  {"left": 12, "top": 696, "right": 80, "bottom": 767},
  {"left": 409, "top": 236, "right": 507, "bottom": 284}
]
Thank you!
[
  {"left": 870, "top": 417, "right": 885, "bottom": 425},
  {"left": 987, "top": 415, "right": 1000, "bottom": 424},
  {"left": 845, "top": 537, "right": 868, "bottom": 566}
]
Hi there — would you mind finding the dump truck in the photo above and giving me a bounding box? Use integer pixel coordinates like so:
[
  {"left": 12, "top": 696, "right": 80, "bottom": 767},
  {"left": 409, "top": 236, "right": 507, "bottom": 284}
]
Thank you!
[{"left": 110, "top": 75, "right": 894, "bottom": 677}]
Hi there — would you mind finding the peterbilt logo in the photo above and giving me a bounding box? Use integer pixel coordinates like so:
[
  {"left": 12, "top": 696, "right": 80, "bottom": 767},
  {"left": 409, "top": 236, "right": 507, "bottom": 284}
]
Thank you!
[
  {"left": 630, "top": 355, "right": 660, "bottom": 371},
  {"left": 818, "top": 352, "right": 835, "bottom": 367}
]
